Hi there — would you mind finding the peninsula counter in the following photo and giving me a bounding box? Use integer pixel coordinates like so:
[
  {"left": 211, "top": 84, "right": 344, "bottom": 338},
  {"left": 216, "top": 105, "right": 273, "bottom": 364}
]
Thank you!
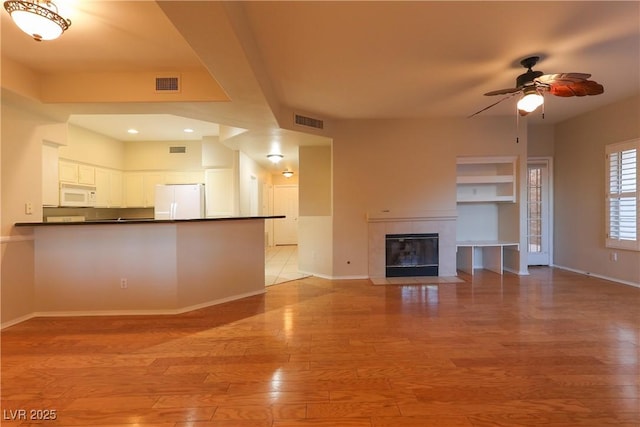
[{"left": 15, "top": 216, "right": 284, "bottom": 317}]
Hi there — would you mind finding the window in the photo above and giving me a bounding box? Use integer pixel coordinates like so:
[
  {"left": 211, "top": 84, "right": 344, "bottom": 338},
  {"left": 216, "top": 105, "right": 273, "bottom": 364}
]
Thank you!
[{"left": 606, "top": 139, "right": 639, "bottom": 250}]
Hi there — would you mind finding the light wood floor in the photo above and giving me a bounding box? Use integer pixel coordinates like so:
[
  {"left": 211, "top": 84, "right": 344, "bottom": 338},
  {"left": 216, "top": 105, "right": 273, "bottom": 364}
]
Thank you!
[{"left": 1, "top": 268, "right": 639, "bottom": 426}]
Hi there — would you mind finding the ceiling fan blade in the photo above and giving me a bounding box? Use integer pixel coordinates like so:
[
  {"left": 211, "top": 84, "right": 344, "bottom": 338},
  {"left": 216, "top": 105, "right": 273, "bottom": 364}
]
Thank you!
[
  {"left": 484, "top": 87, "right": 521, "bottom": 96},
  {"left": 468, "top": 92, "right": 520, "bottom": 118},
  {"left": 549, "top": 80, "right": 604, "bottom": 97},
  {"left": 535, "top": 72, "right": 591, "bottom": 86}
]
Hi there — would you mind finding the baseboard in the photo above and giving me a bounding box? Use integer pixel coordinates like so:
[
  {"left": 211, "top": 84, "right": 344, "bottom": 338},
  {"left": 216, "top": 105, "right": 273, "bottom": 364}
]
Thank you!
[
  {"left": 1, "top": 313, "right": 36, "bottom": 330},
  {"left": 503, "top": 266, "right": 530, "bottom": 275},
  {"left": 329, "top": 275, "right": 370, "bottom": 280},
  {"left": 553, "top": 264, "right": 640, "bottom": 288},
  {"left": 0, "top": 234, "right": 34, "bottom": 244},
  {"left": 1, "top": 289, "right": 266, "bottom": 328},
  {"left": 297, "top": 270, "right": 370, "bottom": 281}
]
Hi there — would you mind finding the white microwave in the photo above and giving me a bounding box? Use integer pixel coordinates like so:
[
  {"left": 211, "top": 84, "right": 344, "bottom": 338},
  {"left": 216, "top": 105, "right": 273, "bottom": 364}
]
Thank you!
[{"left": 60, "top": 184, "right": 96, "bottom": 207}]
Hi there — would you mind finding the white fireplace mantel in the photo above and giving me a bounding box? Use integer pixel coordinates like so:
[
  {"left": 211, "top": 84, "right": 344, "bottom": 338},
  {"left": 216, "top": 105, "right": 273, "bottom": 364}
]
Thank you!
[{"left": 367, "top": 209, "right": 457, "bottom": 222}]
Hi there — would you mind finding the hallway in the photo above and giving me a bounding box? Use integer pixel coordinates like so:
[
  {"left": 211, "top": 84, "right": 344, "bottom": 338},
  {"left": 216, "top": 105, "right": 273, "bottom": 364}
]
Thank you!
[{"left": 265, "top": 245, "right": 309, "bottom": 286}]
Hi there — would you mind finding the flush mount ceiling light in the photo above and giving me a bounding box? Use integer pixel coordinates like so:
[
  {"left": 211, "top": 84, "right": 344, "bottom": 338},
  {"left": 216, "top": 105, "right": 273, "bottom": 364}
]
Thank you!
[
  {"left": 282, "top": 170, "right": 294, "bottom": 178},
  {"left": 4, "top": 0, "right": 71, "bottom": 41},
  {"left": 517, "top": 86, "right": 544, "bottom": 114},
  {"left": 267, "top": 153, "right": 283, "bottom": 163}
]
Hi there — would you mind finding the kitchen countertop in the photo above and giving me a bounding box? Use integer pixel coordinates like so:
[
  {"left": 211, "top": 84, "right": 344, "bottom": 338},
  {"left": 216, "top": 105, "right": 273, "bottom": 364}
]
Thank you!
[{"left": 15, "top": 216, "right": 285, "bottom": 227}]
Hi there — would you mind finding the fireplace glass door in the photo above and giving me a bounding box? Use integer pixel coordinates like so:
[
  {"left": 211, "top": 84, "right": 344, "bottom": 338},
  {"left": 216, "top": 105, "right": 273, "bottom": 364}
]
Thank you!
[{"left": 385, "top": 233, "right": 438, "bottom": 277}]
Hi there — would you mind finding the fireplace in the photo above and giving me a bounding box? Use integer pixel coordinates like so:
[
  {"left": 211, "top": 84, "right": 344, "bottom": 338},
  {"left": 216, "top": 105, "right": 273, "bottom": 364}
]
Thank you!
[{"left": 385, "top": 233, "right": 439, "bottom": 277}]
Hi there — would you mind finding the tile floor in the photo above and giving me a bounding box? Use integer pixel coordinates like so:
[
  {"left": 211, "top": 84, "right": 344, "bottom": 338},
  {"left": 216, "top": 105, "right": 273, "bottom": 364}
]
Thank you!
[{"left": 265, "top": 245, "right": 309, "bottom": 286}]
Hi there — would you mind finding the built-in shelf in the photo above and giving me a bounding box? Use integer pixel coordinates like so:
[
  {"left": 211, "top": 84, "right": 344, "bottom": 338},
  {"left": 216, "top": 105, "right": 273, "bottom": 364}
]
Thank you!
[
  {"left": 456, "top": 156, "right": 517, "bottom": 203},
  {"left": 456, "top": 240, "right": 519, "bottom": 275}
]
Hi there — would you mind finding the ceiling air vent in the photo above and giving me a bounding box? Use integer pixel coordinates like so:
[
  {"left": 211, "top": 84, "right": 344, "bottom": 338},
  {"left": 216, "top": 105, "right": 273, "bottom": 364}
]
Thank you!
[
  {"left": 169, "top": 146, "right": 186, "bottom": 154},
  {"left": 155, "top": 76, "right": 180, "bottom": 93},
  {"left": 294, "top": 113, "right": 324, "bottom": 130}
]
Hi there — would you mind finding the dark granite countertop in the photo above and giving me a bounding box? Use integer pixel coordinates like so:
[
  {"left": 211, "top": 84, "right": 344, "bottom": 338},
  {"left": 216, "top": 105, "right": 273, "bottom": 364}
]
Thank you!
[{"left": 15, "top": 216, "right": 285, "bottom": 227}]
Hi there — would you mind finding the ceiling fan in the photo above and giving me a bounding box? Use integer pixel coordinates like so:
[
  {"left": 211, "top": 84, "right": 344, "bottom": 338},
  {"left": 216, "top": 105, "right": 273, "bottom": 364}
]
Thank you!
[{"left": 469, "top": 56, "right": 604, "bottom": 118}]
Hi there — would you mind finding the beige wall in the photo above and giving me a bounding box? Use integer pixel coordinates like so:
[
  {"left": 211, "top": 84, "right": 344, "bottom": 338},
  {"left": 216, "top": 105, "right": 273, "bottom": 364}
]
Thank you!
[
  {"left": 60, "top": 125, "right": 125, "bottom": 170},
  {"left": 124, "top": 139, "right": 202, "bottom": 171},
  {"left": 528, "top": 123, "right": 555, "bottom": 157},
  {"left": 238, "top": 151, "right": 270, "bottom": 216},
  {"left": 1, "top": 101, "right": 55, "bottom": 326},
  {"left": 299, "top": 146, "right": 332, "bottom": 216},
  {"left": 331, "top": 117, "right": 524, "bottom": 278},
  {"left": 298, "top": 145, "right": 332, "bottom": 276},
  {"left": 554, "top": 94, "right": 640, "bottom": 285},
  {"left": 202, "top": 136, "right": 236, "bottom": 168}
]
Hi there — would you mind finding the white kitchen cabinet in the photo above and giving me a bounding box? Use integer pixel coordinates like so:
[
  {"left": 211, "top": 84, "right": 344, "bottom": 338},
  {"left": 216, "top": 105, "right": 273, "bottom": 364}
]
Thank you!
[
  {"left": 123, "top": 173, "right": 144, "bottom": 207},
  {"left": 95, "top": 168, "right": 123, "bottom": 207},
  {"left": 123, "top": 172, "right": 165, "bottom": 207},
  {"left": 59, "top": 161, "right": 96, "bottom": 186},
  {"left": 143, "top": 173, "right": 165, "bottom": 207},
  {"left": 456, "top": 156, "right": 517, "bottom": 203},
  {"left": 78, "top": 165, "right": 95, "bottom": 185},
  {"left": 59, "top": 161, "right": 79, "bottom": 183},
  {"left": 110, "top": 171, "right": 123, "bottom": 207}
]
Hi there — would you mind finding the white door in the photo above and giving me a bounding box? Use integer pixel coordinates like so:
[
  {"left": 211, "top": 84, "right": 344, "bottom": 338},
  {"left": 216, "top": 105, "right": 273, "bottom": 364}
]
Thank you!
[
  {"left": 273, "top": 185, "right": 298, "bottom": 245},
  {"left": 527, "top": 160, "right": 552, "bottom": 265}
]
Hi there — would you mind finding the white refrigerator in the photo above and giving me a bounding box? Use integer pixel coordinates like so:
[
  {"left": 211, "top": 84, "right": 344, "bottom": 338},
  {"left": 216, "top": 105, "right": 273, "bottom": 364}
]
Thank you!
[{"left": 154, "top": 184, "right": 205, "bottom": 220}]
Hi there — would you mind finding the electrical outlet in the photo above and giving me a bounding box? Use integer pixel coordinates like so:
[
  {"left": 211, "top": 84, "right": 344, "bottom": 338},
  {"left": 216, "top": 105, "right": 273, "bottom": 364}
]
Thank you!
[
  {"left": 25, "top": 202, "right": 33, "bottom": 215},
  {"left": 120, "top": 278, "right": 128, "bottom": 289},
  {"left": 610, "top": 252, "right": 618, "bottom": 262}
]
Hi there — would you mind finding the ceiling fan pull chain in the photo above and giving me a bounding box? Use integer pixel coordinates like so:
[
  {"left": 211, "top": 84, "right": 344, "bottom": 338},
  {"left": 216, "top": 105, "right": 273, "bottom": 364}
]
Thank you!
[{"left": 515, "top": 105, "right": 520, "bottom": 143}]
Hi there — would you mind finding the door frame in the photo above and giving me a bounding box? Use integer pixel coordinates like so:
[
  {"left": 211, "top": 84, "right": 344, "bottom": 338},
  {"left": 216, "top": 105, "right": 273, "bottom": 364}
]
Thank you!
[{"left": 527, "top": 157, "right": 554, "bottom": 266}]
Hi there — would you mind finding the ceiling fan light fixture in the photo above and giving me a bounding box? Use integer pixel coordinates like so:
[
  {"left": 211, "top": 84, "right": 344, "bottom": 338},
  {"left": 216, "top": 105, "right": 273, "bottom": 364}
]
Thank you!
[
  {"left": 4, "top": 0, "right": 71, "bottom": 41},
  {"left": 517, "top": 88, "right": 544, "bottom": 113}
]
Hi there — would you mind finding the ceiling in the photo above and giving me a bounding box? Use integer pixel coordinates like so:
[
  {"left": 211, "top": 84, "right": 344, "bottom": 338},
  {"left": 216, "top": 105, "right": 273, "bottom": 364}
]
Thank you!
[{"left": 2, "top": 1, "right": 639, "bottom": 172}]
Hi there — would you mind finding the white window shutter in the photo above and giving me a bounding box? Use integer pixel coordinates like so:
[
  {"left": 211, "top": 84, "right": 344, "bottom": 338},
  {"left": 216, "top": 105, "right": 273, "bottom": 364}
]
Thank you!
[{"left": 606, "top": 139, "right": 640, "bottom": 250}]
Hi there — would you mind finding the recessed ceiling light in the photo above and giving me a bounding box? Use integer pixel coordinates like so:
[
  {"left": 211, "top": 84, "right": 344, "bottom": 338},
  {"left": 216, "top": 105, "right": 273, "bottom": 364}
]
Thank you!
[
  {"left": 184, "top": 128, "right": 194, "bottom": 133},
  {"left": 127, "top": 128, "right": 139, "bottom": 134}
]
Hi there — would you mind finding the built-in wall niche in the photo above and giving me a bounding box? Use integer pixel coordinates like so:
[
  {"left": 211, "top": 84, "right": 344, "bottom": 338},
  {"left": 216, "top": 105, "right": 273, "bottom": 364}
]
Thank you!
[
  {"left": 455, "top": 156, "right": 520, "bottom": 275},
  {"left": 456, "top": 156, "right": 516, "bottom": 203}
]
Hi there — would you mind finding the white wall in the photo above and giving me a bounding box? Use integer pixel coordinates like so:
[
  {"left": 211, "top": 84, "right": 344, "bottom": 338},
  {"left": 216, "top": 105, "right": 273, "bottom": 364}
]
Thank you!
[{"left": 554, "top": 95, "right": 640, "bottom": 285}]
